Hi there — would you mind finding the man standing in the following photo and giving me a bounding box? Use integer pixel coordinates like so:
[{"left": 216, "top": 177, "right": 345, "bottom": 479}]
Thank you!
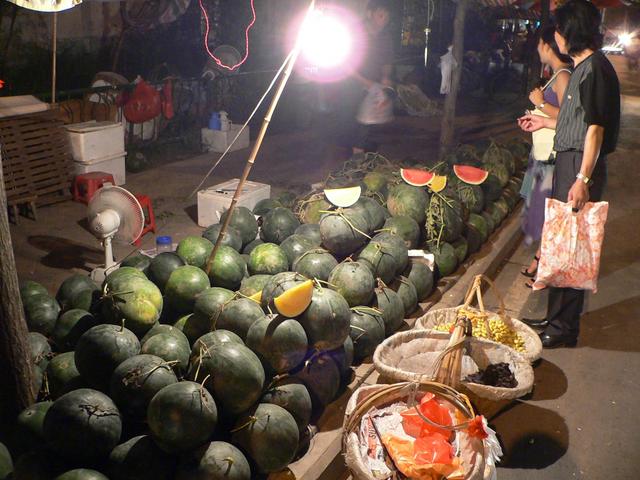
[{"left": 518, "top": 0, "right": 620, "bottom": 348}]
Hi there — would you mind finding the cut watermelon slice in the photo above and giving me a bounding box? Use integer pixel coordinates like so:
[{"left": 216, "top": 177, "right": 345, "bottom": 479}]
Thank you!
[
  {"left": 324, "top": 186, "right": 361, "bottom": 208},
  {"left": 453, "top": 165, "right": 489, "bottom": 185},
  {"left": 400, "top": 168, "right": 435, "bottom": 187},
  {"left": 427, "top": 175, "right": 447, "bottom": 193}
]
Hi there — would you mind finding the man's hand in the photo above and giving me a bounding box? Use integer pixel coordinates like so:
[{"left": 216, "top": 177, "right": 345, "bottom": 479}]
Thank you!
[
  {"left": 567, "top": 180, "right": 589, "bottom": 210},
  {"left": 517, "top": 113, "right": 547, "bottom": 132},
  {"left": 529, "top": 87, "right": 544, "bottom": 107}
]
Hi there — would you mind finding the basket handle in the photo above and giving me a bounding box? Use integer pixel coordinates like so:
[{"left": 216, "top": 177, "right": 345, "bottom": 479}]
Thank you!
[{"left": 462, "top": 274, "right": 508, "bottom": 320}]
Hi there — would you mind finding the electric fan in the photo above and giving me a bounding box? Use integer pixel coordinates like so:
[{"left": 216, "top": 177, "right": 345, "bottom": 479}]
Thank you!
[{"left": 87, "top": 186, "right": 145, "bottom": 282}]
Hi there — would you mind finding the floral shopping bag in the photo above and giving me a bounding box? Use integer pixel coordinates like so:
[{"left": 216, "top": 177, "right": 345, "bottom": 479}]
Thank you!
[{"left": 534, "top": 199, "right": 609, "bottom": 292}]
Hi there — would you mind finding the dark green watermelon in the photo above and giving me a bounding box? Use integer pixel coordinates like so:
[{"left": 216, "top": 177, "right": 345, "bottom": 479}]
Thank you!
[
  {"left": 20, "top": 280, "right": 48, "bottom": 300},
  {"left": 176, "top": 441, "right": 250, "bottom": 480},
  {"left": 297, "top": 193, "right": 331, "bottom": 224},
  {"left": 207, "top": 245, "right": 245, "bottom": 290},
  {"left": 147, "top": 382, "right": 218, "bottom": 453},
  {"left": 386, "top": 184, "right": 429, "bottom": 224},
  {"left": 29, "top": 332, "right": 51, "bottom": 371},
  {"left": 260, "top": 272, "right": 304, "bottom": 310},
  {"left": 191, "top": 330, "right": 244, "bottom": 363},
  {"left": 202, "top": 224, "right": 243, "bottom": 252},
  {"left": 121, "top": 254, "right": 152, "bottom": 274},
  {"left": 391, "top": 276, "right": 418, "bottom": 315},
  {"left": 328, "top": 261, "right": 375, "bottom": 307},
  {"left": 292, "top": 249, "right": 338, "bottom": 282},
  {"left": 54, "top": 469, "right": 109, "bottom": 480},
  {"left": 298, "top": 286, "right": 350, "bottom": 351},
  {"left": 403, "top": 260, "right": 434, "bottom": 302},
  {"left": 358, "top": 196, "right": 387, "bottom": 230},
  {"left": 279, "top": 234, "right": 316, "bottom": 268},
  {"left": 425, "top": 194, "right": 464, "bottom": 244},
  {"left": 46, "top": 352, "right": 85, "bottom": 399},
  {"left": 261, "top": 378, "right": 312, "bottom": 432},
  {"left": 481, "top": 174, "right": 504, "bottom": 202},
  {"left": 349, "top": 308, "right": 385, "bottom": 360},
  {"left": 457, "top": 182, "right": 485, "bottom": 214},
  {"left": 56, "top": 274, "right": 97, "bottom": 311},
  {"left": 433, "top": 242, "right": 458, "bottom": 278},
  {"left": 52, "top": 309, "right": 99, "bottom": 352},
  {"left": 372, "top": 285, "right": 405, "bottom": 335},
  {"left": 14, "top": 401, "right": 53, "bottom": 453},
  {"left": 216, "top": 297, "right": 265, "bottom": 340},
  {"left": 260, "top": 207, "right": 300, "bottom": 244},
  {"left": 231, "top": 404, "right": 298, "bottom": 473},
  {"left": 176, "top": 236, "right": 214, "bottom": 269},
  {"left": 319, "top": 208, "right": 369, "bottom": 257},
  {"left": 103, "top": 276, "right": 163, "bottom": 337},
  {"left": 325, "top": 336, "right": 355, "bottom": 378},
  {"left": 109, "top": 435, "right": 176, "bottom": 480},
  {"left": 239, "top": 274, "right": 272, "bottom": 297},
  {"left": 183, "top": 287, "right": 235, "bottom": 344},
  {"left": 242, "top": 238, "right": 264, "bottom": 255},
  {"left": 220, "top": 206, "right": 259, "bottom": 247},
  {"left": 43, "top": 388, "right": 122, "bottom": 462},
  {"left": 165, "top": 266, "right": 210, "bottom": 314},
  {"left": 294, "top": 354, "right": 341, "bottom": 407},
  {"left": 253, "top": 198, "right": 283, "bottom": 216},
  {"left": 382, "top": 216, "right": 421, "bottom": 248},
  {"left": 23, "top": 294, "right": 60, "bottom": 335},
  {"left": 141, "top": 332, "right": 191, "bottom": 375},
  {"left": 248, "top": 243, "right": 289, "bottom": 275},
  {"left": 357, "top": 240, "right": 397, "bottom": 284},
  {"left": 148, "top": 252, "right": 186, "bottom": 292},
  {"left": 371, "top": 232, "right": 409, "bottom": 275},
  {"left": 452, "top": 237, "right": 469, "bottom": 264},
  {"left": 294, "top": 223, "right": 322, "bottom": 246},
  {"left": 468, "top": 213, "right": 489, "bottom": 242},
  {"left": 246, "top": 315, "right": 308, "bottom": 373},
  {"left": 74, "top": 324, "right": 140, "bottom": 389}
]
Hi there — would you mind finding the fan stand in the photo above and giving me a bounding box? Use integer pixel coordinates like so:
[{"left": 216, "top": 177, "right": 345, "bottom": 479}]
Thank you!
[{"left": 90, "top": 235, "right": 117, "bottom": 283}]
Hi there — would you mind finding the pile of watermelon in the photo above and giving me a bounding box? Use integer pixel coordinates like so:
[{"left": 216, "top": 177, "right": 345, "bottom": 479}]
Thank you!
[{"left": 1, "top": 137, "right": 529, "bottom": 479}]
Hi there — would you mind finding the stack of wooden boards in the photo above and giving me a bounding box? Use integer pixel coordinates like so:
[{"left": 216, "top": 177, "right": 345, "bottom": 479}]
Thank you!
[{"left": 0, "top": 110, "right": 74, "bottom": 222}]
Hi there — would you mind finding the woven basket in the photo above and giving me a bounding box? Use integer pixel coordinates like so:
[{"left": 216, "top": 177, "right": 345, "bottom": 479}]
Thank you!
[
  {"left": 343, "top": 382, "right": 491, "bottom": 480},
  {"left": 415, "top": 275, "right": 543, "bottom": 363},
  {"left": 372, "top": 329, "right": 535, "bottom": 401}
]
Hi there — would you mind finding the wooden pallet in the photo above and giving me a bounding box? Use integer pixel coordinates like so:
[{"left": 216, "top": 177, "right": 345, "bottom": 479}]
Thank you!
[{"left": 0, "top": 110, "right": 73, "bottom": 215}]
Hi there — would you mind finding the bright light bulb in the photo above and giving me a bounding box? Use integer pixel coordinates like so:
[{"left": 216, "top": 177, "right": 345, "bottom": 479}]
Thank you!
[
  {"left": 619, "top": 32, "right": 633, "bottom": 46},
  {"left": 301, "top": 11, "right": 353, "bottom": 69}
]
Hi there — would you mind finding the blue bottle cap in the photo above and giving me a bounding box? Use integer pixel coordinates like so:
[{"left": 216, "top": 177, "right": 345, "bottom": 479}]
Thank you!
[{"left": 156, "top": 236, "right": 172, "bottom": 245}]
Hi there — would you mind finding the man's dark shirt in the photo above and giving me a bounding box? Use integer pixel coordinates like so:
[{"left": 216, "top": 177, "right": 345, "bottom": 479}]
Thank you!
[{"left": 358, "top": 28, "right": 395, "bottom": 83}]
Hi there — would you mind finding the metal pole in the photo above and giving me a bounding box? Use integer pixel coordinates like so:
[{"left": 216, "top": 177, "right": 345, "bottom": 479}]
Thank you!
[
  {"left": 52, "top": 11, "right": 58, "bottom": 105},
  {"left": 204, "top": 0, "right": 316, "bottom": 275}
]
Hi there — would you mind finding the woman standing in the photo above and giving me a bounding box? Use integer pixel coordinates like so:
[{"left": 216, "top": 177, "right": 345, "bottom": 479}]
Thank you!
[
  {"left": 518, "top": 0, "right": 620, "bottom": 348},
  {"left": 520, "top": 26, "right": 572, "bottom": 287}
]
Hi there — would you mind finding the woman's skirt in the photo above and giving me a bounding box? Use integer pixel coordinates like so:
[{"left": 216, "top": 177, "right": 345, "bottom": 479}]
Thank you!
[{"left": 520, "top": 154, "right": 555, "bottom": 245}]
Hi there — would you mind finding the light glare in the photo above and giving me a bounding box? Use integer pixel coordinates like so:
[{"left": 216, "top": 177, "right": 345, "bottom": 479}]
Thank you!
[
  {"left": 301, "top": 11, "right": 352, "bottom": 69},
  {"left": 619, "top": 32, "right": 633, "bottom": 46}
]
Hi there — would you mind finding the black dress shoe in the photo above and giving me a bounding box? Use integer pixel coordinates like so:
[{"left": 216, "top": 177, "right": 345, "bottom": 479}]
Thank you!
[
  {"left": 539, "top": 332, "right": 577, "bottom": 349},
  {"left": 521, "top": 317, "right": 549, "bottom": 329}
]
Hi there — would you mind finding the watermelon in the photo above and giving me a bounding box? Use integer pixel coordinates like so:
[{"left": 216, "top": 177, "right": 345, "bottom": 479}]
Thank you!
[
  {"left": 125, "top": 151, "right": 148, "bottom": 172},
  {"left": 453, "top": 144, "right": 482, "bottom": 167},
  {"left": 253, "top": 198, "right": 283, "bottom": 216},
  {"left": 325, "top": 336, "right": 355, "bottom": 377},
  {"left": 261, "top": 378, "right": 312, "bottom": 433},
  {"left": 56, "top": 274, "right": 97, "bottom": 311},
  {"left": 346, "top": 198, "right": 374, "bottom": 232},
  {"left": 483, "top": 160, "right": 510, "bottom": 188},
  {"left": 207, "top": 245, "right": 246, "bottom": 290},
  {"left": 110, "top": 354, "right": 178, "bottom": 419},
  {"left": 328, "top": 261, "right": 375, "bottom": 307},
  {"left": 147, "top": 382, "right": 218, "bottom": 453},
  {"left": 242, "top": 238, "right": 264, "bottom": 255},
  {"left": 109, "top": 435, "right": 176, "bottom": 480},
  {"left": 239, "top": 274, "right": 272, "bottom": 297},
  {"left": 188, "top": 342, "right": 265, "bottom": 415},
  {"left": 54, "top": 469, "right": 109, "bottom": 480},
  {"left": 43, "top": 388, "right": 122, "bottom": 462},
  {"left": 246, "top": 314, "right": 308, "bottom": 373},
  {"left": 52, "top": 309, "right": 99, "bottom": 352},
  {"left": 216, "top": 297, "right": 265, "bottom": 340},
  {"left": 74, "top": 324, "right": 140, "bottom": 389},
  {"left": 23, "top": 294, "right": 60, "bottom": 335},
  {"left": 297, "top": 193, "right": 331, "bottom": 224},
  {"left": 104, "top": 267, "right": 146, "bottom": 290},
  {"left": 248, "top": 243, "right": 289, "bottom": 275},
  {"left": 12, "top": 450, "right": 64, "bottom": 480},
  {"left": 371, "top": 232, "right": 409, "bottom": 274},
  {"left": 481, "top": 174, "right": 503, "bottom": 202},
  {"left": 141, "top": 323, "right": 185, "bottom": 344},
  {"left": 319, "top": 208, "right": 369, "bottom": 257},
  {"left": 191, "top": 330, "right": 243, "bottom": 360},
  {"left": 357, "top": 240, "right": 397, "bottom": 285},
  {"left": 487, "top": 203, "right": 503, "bottom": 228},
  {"left": 280, "top": 234, "right": 317, "bottom": 267},
  {"left": 349, "top": 307, "right": 385, "bottom": 360},
  {"left": 391, "top": 276, "right": 418, "bottom": 316},
  {"left": 231, "top": 404, "right": 299, "bottom": 473},
  {"left": 260, "top": 272, "right": 304, "bottom": 309},
  {"left": 324, "top": 186, "right": 362, "bottom": 208},
  {"left": 400, "top": 168, "right": 435, "bottom": 187},
  {"left": 433, "top": 242, "right": 458, "bottom": 278},
  {"left": 453, "top": 165, "right": 488, "bottom": 185},
  {"left": 277, "top": 191, "right": 297, "bottom": 208},
  {"left": 294, "top": 354, "right": 341, "bottom": 407},
  {"left": 183, "top": 287, "right": 235, "bottom": 344},
  {"left": 121, "top": 253, "right": 152, "bottom": 274},
  {"left": 260, "top": 207, "right": 300, "bottom": 244},
  {"left": 372, "top": 285, "right": 405, "bottom": 335},
  {"left": 298, "top": 286, "right": 350, "bottom": 351},
  {"left": 425, "top": 194, "right": 464, "bottom": 244},
  {"left": 363, "top": 171, "right": 388, "bottom": 196},
  {"left": 386, "top": 184, "right": 429, "bottom": 224},
  {"left": 494, "top": 197, "right": 510, "bottom": 220},
  {"left": 67, "top": 288, "right": 101, "bottom": 313},
  {"left": 176, "top": 236, "right": 214, "bottom": 269},
  {"left": 220, "top": 206, "right": 259, "bottom": 247},
  {"left": 176, "top": 441, "right": 250, "bottom": 480},
  {"left": 358, "top": 196, "right": 387, "bottom": 230},
  {"left": 20, "top": 280, "right": 48, "bottom": 300},
  {"left": 165, "top": 265, "right": 210, "bottom": 313},
  {"left": 148, "top": 252, "right": 186, "bottom": 292},
  {"left": 46, "top": 352, "right": 84, "bottom": 399},
  {"left": 382, "top": 216, "right": 421, "bottom": 248},
  {"left": 292, "top": 249, "right": 338, "bottom": 282},
  {"left": 103, "top": 276, "right": 163, "bottom": 337},
  {"left": 29, "top": 332, "right": 51, "bottom": 371},
  {"left": 403, "top": 260, "right": 434, "bottom": 302},
  {"left": 202, "top": 224, "right": 243, "bottom": 252},
  {"left": 457, "top": 182, "right": 485, "bottom": 214},
  {"left": 294, "top": 223, "right": 322, "bottom": 245},
  {"left": 14, "top": 401, "right": 52, "bottom": 452},
  {"left": 141, "top": 330, "right": 190, "bottom": 374},
  {"left": 452, "top": 237, "right": 469, "bottom": 264}
]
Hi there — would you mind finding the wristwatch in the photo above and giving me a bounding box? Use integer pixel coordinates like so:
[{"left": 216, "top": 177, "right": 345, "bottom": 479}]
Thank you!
[
  {"left": 576, "top": 172, "right": 590, "bottom": 185},
  {"left": 538, "top": 102, "right": 546, "bottom": 109}
]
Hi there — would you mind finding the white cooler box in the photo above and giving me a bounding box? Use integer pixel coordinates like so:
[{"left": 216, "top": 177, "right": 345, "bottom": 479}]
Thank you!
[
  {"left": 65, "top": 121, "right": 125, "bottom": 163},
  {"left": 201, "top": 124, "right": 250, "bottom": 153},
  {"left": 74, "top": 152, "right": 126, "bottom": 186},
  {"left": 197, "top": 179, "right": 270, "bottom": 227}
]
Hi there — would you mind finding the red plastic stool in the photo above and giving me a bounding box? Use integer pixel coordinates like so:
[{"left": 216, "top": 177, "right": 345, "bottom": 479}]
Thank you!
[
  {"left": 72, "top": 172, "right": 116, "bottom": 204},
  {"left": 134, "top": 194, "right": 156, "bottom": 246}
]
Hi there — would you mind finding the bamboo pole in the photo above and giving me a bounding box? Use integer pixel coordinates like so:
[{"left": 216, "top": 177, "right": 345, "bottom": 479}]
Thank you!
[
  {"left": 204, "top": 0, "right": 316, "bottom": 275},
  {"left": 51, "top": 11, "right": 57, "bottom": 105}
]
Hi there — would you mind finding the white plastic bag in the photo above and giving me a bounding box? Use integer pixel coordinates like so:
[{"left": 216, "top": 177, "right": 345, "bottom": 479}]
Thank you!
[
  {"left": 440, "top": 46, "right": 457, "bottom": 95},
  {"left": 356, "top": 83, "right": 394, "bottom": 125}
]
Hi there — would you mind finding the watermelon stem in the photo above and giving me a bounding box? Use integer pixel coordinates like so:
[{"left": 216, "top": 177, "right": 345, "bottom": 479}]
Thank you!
[
  {"left": 230, "top": 416, "right": 257, "bottom": 433},
  {"left": 265, "top": 373, "right": 290, "bottom": 391},
  {"left": 351, "top": 306, "right": 383, "bottom": 316}
]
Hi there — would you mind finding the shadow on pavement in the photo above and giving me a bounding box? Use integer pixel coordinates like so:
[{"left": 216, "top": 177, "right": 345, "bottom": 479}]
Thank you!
[
  {"left": 492, "top": 401, "right": 569, "bottom": 469},
  {"left": 579, "top": 295, "right": 640, "bottom": 353},
  {"left": 528, "top": 359, "right": 568, "bottom": 401},
  {"left": 28, "top": 235, "right": 103, "bottom": 271}
]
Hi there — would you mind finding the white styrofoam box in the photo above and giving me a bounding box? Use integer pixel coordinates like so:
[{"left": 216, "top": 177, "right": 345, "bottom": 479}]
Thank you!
[
  {"left": 0, "top": 95, "right": 49, "bottom": 118},
  {"left": 74, "top": 152, "right": 127, "bottom": 186},
  {"left": 201, "top": 124, "right": 250, "bottom": 153},
  {"left": 65, "top": 121, "right": 125, "bottom": 163},
  {"left": 197, "top": 179, "right": 270, "bottom": 227}
]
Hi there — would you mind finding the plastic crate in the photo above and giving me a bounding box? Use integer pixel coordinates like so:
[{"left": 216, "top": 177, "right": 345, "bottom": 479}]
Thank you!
[
  {"left": 201, "top": 124, "right": 250, "bottom": 153},
  {"left": 65, "top": 121, "right": 125, "bottom": 163},
  {"left": 74, "top": 152, "right": 126, "bottom": 186},
  {"left": 197, "top": 179, "right": 270, "bottom": 227}
]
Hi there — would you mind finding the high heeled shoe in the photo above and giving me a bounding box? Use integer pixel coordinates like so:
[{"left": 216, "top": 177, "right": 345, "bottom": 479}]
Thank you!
[{"left": 521, "top": 255, "right": 539, "bottom": 278}]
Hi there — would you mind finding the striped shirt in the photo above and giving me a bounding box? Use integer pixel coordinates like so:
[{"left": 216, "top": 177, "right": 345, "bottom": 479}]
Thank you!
[{"left": 554, "top": 52, "right": 620, "bottom": 155}]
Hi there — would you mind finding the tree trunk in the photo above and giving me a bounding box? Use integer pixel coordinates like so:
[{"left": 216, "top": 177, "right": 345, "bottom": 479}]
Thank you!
[
  {"left": 0, "top": 154, "right": 35, "bottom": 423},
  {"left": 439, "top": 0, "right": 469, "bottom": 157}
]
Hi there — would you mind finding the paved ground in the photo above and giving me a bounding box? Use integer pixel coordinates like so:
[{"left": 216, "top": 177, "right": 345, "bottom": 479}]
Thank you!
[{"left": 486, "top": 56, "right": 640, "bottom": 479}]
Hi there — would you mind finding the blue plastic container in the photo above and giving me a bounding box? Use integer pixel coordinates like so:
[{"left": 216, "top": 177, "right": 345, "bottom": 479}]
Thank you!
[{"left": 208, "top": 112, "right": 221, "bottom": 130}]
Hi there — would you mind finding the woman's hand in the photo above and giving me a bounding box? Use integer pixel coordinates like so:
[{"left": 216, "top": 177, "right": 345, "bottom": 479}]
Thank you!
[
  {"left": 517, "top": 114, "right": 547, "bottom": 132},
  {"left": 529, "top": 87, "right": 544, "bottom": 107},
  {"left": 567, "top": 180, "right": 590, "bottom": 210}
]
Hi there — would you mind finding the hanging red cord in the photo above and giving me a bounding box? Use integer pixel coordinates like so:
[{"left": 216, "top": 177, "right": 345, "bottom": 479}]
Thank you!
[{"left": 199, "top": 0, "right": 256, "bottom": 71}]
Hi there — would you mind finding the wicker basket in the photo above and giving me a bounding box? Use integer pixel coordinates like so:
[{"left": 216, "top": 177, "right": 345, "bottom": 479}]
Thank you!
[
  {"left": 343, "top": 382, "right": 492, "bottom": 480},
  {"left": 415, "top": 275, "right": 543, "bottom": 363},
  {"left": 372, "top": 329, "right": 535, "bottom": 401}
]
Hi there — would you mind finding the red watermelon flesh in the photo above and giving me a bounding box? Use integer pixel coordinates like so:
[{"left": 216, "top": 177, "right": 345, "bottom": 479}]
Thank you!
[
  {"left": 453, "top": 165, "right": 489, "bottom": 185},
  {"left": 400, "top": 168, "right": 435, "bottom": 187}
]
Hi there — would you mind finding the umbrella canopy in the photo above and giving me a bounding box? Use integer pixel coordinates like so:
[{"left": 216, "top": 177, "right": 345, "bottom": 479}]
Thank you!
[{"left": 6, "top": 0, "right": 82, "bottom": 12}]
